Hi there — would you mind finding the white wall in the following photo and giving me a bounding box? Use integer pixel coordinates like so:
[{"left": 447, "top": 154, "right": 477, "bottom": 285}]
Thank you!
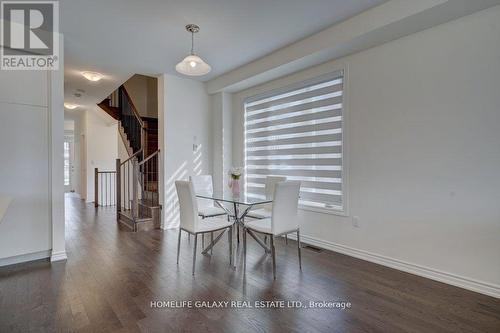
[
  {"left": 123, "top": 74, "right": 158, "bottom": 118},
  {"left": 0, "top": 59, "right": 65, "bottom": 265},
  {"left": 0, "top": 71, "right": 51, "bottom": 263},
  {"left": 207, "top": 0, "right": 500, "bottom": 94},
  {"left": 159, "top": 74, "right": 212, "bottom": 229},
  {"left": 230, "top": 6, "right": 500, "bottom": 296},
  {"left": 85, "top": 106, "right": 118, "bottom": 203},
  {"left": 211, "top": 92, "right": 233, "bottom": 195}
]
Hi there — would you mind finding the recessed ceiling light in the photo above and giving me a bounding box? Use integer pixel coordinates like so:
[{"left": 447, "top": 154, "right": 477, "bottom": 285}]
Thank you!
[
  {"left": 64, "top": 103, "right": 79, "bottom": 110},
  {"left": 81, "top": 71, "right": 103, "bottom": 82}
]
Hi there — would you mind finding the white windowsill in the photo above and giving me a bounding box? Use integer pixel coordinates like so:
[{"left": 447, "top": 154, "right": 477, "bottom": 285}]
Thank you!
[{"left": 299, "top": 204, "right": 348, "bottom": 217}]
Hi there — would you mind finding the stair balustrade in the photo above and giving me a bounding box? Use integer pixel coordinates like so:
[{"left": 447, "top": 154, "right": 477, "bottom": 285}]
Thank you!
[
  {"left": 139, "top": 149, "right": 160, "bottom": 207},
  {"left": 94, "top": 168, "right": 117, "bottom": 207},
  {"left": 98, "top": 85, "right": 160, "bottom": 230}
]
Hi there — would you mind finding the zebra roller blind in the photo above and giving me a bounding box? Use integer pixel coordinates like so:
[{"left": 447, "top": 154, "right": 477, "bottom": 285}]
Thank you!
[{"left": 244, "top": 70, "right": 344, "bottom": 211}]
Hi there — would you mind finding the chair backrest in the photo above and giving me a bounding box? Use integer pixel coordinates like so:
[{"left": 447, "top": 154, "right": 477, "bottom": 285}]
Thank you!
[
  {"left": 190, "top": 175, "right": 214, "bottom": 208},
  {"left": 271, "top": 181, "right": 301, "bottom": 235},
  {"left": 175, "top": 180, "right": 199, "bottom": 232},
  {"left": 265, "top": 176, "right": 287, "bottom": 200}
]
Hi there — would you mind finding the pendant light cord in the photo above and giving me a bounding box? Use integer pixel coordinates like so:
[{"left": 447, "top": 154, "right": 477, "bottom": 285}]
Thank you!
[{"left": 191, "top": 31, "right": 194, "bottom": 55}]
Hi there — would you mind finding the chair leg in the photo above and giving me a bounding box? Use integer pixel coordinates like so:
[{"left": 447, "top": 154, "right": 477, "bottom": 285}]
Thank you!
[
  {"left": 192, "top": 234, "right": 198, "bottom": 275},
  {"left": 210, "top": 232, "right": 214, "bottom": 255},
  {"left": 285, "top": 234, "right": 288, "bottom": 245},
  {"left": 228, "top": 227, "right": 233, "bottom": 266},
  {"left": 202, "top": 234, "right": 205, "bottom": 249},
  {"left": 297, "top": 230, "right": 302, "bottom": 270},
  {"left": 176, "top": 228, "right": 182, "bottom": 264},
  {"left": 243, "top": 227, "right": 247, "bottom": 271},
  {"left": 237, "top": 223, "right": 240, "bottom": 244},
  {"left": 270, "top": 235, "right": 276, "bottom": 280}
]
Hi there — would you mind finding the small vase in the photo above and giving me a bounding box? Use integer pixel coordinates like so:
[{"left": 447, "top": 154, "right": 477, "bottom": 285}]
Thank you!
[{"left": 230, "top": 179, "right": 240, "bottom": 197}]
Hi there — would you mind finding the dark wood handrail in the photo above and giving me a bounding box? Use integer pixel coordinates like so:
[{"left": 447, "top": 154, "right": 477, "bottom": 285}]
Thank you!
[
  {"left": 121, "top": 149, "right": 143, "bottom": 166},
  {"left": 120, "top": 85, "right": 145, "bottom": 128},
  {"left": 139, "top": 149, "right": 160, "bottom": 166}
]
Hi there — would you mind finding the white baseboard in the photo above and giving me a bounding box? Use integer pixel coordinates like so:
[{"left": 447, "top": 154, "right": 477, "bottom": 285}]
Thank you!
[
  {"left": 50, "top": 250, "right": 67, "bottom": 262},
  {"left": 0, "top": 250, "right": 51, "bottom": 267},
  {"left": 292, "top": 234, "right": 500, "bottom": 299}
]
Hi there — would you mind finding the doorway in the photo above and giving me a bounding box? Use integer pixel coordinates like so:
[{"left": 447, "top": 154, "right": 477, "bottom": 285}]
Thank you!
[{"left": 64, "top": 135, "right": 75, "bottom": 193}]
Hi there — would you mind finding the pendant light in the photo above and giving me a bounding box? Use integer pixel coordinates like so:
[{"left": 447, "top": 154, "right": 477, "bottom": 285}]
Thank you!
[{"left": 175, "top": 24, "right": 211, "bottom": 76}]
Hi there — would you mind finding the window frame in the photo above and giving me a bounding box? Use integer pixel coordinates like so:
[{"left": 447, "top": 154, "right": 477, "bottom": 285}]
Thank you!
[{"left": 243, "top": 66, "right": 350, "bottom": 217}]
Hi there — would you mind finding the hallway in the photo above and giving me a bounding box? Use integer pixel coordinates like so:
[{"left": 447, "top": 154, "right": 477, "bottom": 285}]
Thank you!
[{"left": 0, "top": 195, "right": 499, "bottom": 332}]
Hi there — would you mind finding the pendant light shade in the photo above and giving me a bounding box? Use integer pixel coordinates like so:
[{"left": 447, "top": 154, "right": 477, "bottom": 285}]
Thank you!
[
  {"left": 175, "top": 24, "right": 211, "bottom": 76},
  {"left": 175, "top": 54, "right": 211, "bottom": 76}
]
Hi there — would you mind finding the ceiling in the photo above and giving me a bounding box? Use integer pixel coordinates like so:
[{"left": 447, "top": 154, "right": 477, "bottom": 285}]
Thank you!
[{"left": 61, "top": 0, "right": 387, "bottom": 109}]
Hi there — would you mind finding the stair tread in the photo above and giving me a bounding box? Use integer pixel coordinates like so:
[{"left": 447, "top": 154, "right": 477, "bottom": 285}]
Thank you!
[
  {"left": 119, "top": 210, "right": 153, "bottom": 222},
  {"left": 138, "top": 200, "right": 161, "bottom": 209}
]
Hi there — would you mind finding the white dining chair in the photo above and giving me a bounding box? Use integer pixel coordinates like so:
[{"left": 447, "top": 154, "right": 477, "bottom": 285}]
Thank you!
[
  {"left": 175, "top": 180, "right": 234, "bottom": 275},
  {"left": 190, "top": 175, "right": 227, "bottom": 218},
  {"left": 246, "top": 175, "right": 287, "bottom": 244},
  {"left": 190, "top": 175, "right": 228, "bottom": 249},
  {"left": 246, "top": 176, "right": 286, "bottom": 219},
  {"left": 243, "top": 180, "right": 302, "bottom": 279}
]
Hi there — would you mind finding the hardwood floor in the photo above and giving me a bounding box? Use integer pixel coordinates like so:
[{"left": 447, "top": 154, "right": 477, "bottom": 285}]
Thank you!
[{"left": 1, "top": 195, "right": 499, "bottom": 332}]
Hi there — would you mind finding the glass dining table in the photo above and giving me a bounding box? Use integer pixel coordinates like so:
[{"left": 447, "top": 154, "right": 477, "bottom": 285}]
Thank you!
[{"left": 195, "top": 192, "right": 273, "bottom": 258}]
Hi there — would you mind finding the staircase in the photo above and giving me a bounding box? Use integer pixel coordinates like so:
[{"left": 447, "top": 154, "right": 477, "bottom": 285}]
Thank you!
[{"left": 98, "top": 86, "right": 161, "bottom": 231}]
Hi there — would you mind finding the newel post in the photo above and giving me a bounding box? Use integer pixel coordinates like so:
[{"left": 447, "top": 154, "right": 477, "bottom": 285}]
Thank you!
[
  {"left": 132, "top": 158, "right": 139, "bottom": 221},
  {"left": 94, "top": 167, "right": 99, "bottom": 207},
  {"left": 116, "top": 159, "right": 121, "bottom": 216}
]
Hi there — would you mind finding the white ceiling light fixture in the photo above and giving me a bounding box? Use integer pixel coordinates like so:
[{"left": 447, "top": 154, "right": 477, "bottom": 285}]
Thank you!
[
  {"left": 81, "top": 71, "right": 104, "bottom": 82},
  {"left": 64, "top": 103, "right": 79, "bottom": 110},
  {"left": 175, "top": 24, "right": 211, "bottom": 76}
]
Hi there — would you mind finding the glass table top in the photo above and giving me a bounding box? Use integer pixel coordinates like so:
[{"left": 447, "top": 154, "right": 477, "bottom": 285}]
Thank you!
[{"left": 195, "top": 192, "right": 272, "bottom": 206}]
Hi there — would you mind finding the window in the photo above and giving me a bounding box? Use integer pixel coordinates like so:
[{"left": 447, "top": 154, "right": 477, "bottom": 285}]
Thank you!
[{"left": 244, "top": 70, "right": 345, "bottom": 212}]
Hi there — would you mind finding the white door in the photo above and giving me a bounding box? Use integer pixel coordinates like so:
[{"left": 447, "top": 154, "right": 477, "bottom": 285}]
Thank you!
[{"left": 64, "top": 136, "right": 75, "bottom": 192}]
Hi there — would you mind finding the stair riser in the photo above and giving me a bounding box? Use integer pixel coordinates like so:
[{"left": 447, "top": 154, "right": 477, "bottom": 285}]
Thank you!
[
  {"left": 118, "top": 212, "right": 135, "bottom": 230},
  {"left": 118, "top": 210, "right": 158, "bottom": 231},
  {"left": 138, "top": 204, "right": 161, "bottom": 229}
]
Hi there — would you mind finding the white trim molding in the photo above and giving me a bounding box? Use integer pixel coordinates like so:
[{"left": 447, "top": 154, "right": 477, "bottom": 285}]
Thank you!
[
  {"left": 293, "top": 234, "right": 500, "bottom": 299},
  {"left": 50, "top": 250, "right": 68, "bottom": 262},
  {"left": 0, "top": 250, "right": 51, "bottom": 267}
]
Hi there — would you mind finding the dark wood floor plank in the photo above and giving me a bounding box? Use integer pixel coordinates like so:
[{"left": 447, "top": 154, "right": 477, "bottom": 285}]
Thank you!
[{"left": 0, "top": 195, "right": 499, "bottom": 333}]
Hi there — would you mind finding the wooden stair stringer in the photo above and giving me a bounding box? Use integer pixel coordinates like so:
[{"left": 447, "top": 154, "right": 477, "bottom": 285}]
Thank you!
[{"left": 118, "top": 123, "right": 134, "bottom": 157}]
